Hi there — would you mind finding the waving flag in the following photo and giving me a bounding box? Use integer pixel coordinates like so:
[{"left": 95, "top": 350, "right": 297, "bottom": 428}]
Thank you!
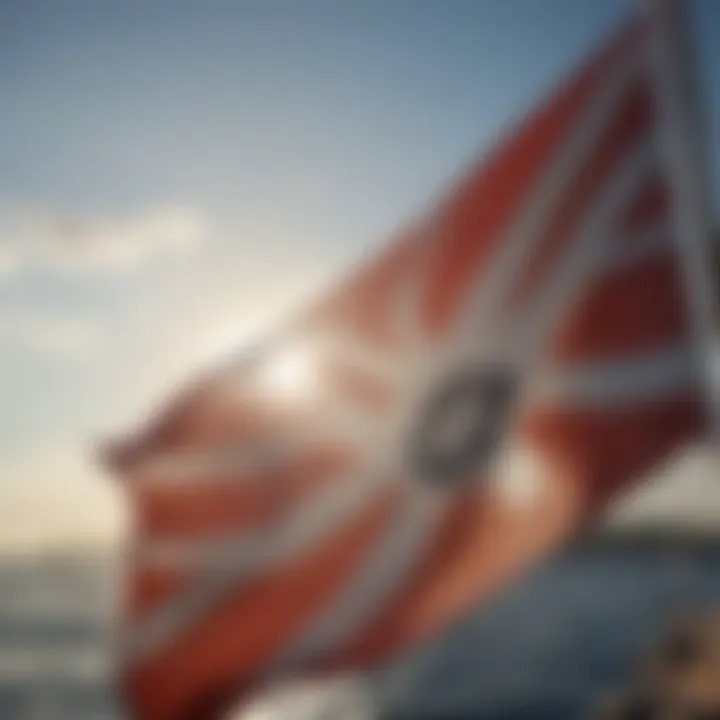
[{"left": 106, "top": 5, "right": 716, "bottom": 719}]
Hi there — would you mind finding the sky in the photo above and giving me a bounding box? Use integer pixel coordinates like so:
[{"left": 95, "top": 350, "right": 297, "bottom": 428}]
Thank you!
[{"left": 2, "top": 0, "right": 720, "bottom": 552}]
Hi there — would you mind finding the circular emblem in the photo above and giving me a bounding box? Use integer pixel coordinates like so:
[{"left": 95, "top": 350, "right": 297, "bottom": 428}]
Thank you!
[{"left": 408, "top": 366, "right": 518, "bottom": 484}]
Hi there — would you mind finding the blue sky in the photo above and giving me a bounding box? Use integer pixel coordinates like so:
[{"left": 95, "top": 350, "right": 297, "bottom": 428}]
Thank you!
[{"left": 1, "top": 0, "right": 719, "bottom": 550}]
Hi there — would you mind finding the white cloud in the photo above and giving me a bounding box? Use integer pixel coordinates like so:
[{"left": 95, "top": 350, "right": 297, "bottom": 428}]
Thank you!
[
  {"left": 0, "top": 202, "right": 207, "bottom": 275},
  {"left": 0, "top": 314, "right": 104, "bottom": 359}
]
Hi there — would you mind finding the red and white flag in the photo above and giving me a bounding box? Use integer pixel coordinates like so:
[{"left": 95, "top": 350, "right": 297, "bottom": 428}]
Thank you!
[{"left": 106, "top": 7, "right": 716, "bottom": 719}]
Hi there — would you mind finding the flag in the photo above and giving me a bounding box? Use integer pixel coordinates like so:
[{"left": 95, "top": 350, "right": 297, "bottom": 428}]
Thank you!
[{"left": 105, "top": 8, "right": 715, "bottom": 720}]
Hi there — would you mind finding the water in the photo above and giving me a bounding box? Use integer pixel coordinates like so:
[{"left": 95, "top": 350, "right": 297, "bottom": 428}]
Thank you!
[
  {"left": 0, "top": 553, "right": 119, "bottom": 719},
  {"left": 1, "top": 542, "right": 719, "bottom": 719}
]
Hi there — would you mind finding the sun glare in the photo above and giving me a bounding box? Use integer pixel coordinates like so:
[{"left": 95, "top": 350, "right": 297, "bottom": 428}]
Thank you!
[
  {"left": 493, "top": 444, "right": 547, "bottom": 510},
  {"left": 257, "top": 341, "right": 319, "bottom": 402}
]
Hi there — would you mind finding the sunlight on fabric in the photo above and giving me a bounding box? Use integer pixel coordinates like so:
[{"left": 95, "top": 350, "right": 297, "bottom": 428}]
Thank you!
[
  {"left": 231, "top": 677, "right": 376, "bottom": 720},
  {"left": 492, "top": 443, "right": 548, "bottom": 510},
  {"left": 257, "top": 341, "right": 320, "bottom": 403}
]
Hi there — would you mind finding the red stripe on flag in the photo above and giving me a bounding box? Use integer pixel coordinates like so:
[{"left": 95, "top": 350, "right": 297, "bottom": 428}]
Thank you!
[
  {"left": 616, "top": 171, "right": 670, "bottom": 235},
  {"left": 324, "top": 361, "right": 397, "bottom": 413},
  {"left": 128, "top": 565, "right": 190, "bottom": 619},
  {"left": 552, "top": 252, "right": 690, "bottom": 361}
]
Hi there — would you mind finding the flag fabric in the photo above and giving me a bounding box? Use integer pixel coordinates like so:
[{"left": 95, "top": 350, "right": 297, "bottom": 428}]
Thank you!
[{"left": 106, "top": 12, "right": 713, "bottom": 720}]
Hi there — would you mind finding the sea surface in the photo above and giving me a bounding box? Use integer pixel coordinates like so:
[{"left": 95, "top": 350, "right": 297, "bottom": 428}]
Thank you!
[{"left": 1, "top": 542, "right": 719, "bottom": 719}]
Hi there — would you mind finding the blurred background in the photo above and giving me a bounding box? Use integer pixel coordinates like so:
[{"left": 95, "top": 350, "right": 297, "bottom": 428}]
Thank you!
[{"left": 2, "top": 0, "right": 720, "bottom": 717}]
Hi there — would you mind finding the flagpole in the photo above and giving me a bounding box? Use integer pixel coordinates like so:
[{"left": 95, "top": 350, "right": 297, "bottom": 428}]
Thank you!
[
  {"left": 644, "top": 0, "right": 718, "bottom": 623},
  {"left": 644, "top": 0, "right": 719, "bottom": 434}
]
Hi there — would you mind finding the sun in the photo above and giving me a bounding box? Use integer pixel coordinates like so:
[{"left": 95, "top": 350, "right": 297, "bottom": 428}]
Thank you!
[{"left": 257, "top": 341, "right": 319, "bottom": 403}]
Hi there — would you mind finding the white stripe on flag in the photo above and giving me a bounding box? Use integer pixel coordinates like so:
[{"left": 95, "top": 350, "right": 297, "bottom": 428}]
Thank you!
[
  {"left": 511, "top": 141, "right": 660, "bottom": 363},
  {"left": 600, "top": 220, "right": 672, "bottom": 273},
  {"left": 275, "top": 490, "right": 446, "bottom": 669},
  {"left": 530, "top": 344, "right": 697, "bottom": 409}
]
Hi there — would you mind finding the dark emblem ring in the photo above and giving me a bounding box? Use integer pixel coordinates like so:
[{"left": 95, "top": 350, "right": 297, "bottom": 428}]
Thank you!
[{"left": 409, "top": 366, "right": 518, "bottom": 484}]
